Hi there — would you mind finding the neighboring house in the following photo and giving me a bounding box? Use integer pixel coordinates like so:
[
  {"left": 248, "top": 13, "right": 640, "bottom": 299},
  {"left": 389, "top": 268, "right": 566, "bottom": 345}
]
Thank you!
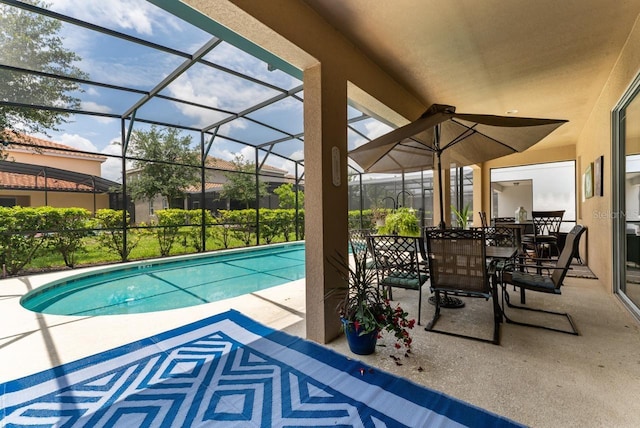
[
  {"left": 0, "top": 132, "right": 119, "bottom": 212},
  {"left": 128, "top": 156, "right": 302, "bottom": 224}
]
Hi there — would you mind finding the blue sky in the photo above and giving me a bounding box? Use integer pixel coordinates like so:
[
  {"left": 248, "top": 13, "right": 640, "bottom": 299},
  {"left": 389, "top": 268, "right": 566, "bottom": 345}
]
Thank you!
[{"left": 11, "top": 0, "right": 392, "bottom": 181}]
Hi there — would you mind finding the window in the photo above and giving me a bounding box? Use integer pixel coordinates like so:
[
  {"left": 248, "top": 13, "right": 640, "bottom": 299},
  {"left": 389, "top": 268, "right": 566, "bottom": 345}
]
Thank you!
[
  {"left": 491, "top": 161, "right": 576, "bottom": 231},
  {"left": 0, "top": 197, "right": 16, "bottom": 207}
]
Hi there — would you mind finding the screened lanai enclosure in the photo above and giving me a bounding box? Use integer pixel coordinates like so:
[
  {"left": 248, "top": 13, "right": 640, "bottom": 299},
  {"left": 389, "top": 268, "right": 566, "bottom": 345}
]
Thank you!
[{"left": 1, "top": 0, "right": 476, "bottom": 274}]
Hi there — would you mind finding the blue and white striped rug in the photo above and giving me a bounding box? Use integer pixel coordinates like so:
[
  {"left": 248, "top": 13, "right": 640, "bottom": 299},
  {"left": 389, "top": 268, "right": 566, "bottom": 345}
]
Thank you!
[{"left": 0, "top": 310, "right": 523, "bottom": 427}]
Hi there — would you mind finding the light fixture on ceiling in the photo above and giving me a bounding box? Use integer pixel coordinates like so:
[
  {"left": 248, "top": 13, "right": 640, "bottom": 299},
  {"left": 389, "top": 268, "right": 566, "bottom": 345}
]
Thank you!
[{"left": 506, "top": 109, "right": 519, "bottom": 115}]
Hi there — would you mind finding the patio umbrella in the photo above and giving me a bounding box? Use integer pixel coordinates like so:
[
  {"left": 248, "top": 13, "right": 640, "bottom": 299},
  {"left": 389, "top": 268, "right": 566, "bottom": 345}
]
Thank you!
[{"left": 349, "top": 104, "right": 567, "bottom": 228}]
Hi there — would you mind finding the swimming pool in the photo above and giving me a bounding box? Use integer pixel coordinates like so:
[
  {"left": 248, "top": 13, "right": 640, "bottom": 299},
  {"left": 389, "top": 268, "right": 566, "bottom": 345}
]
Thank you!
[{"left": 21, "top": 243, "right": 305, "bottom": 316}]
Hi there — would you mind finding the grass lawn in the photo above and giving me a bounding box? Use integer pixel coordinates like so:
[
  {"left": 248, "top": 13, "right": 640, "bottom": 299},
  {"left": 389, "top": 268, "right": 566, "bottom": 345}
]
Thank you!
[{"left": 21, "top": 228, "right": 297, "bottom": 275}]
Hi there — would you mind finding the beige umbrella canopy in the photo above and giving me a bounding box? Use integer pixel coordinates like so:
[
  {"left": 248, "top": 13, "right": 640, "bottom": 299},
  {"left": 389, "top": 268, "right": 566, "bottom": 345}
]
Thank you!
[{"left": 349, "top": 104, "right": 567, "bottom": 227}]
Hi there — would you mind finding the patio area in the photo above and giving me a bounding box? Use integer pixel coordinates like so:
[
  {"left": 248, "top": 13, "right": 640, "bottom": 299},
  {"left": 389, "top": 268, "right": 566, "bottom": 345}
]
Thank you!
[{"left": 1, "top": 267, "right": 639, "bottom": 427}]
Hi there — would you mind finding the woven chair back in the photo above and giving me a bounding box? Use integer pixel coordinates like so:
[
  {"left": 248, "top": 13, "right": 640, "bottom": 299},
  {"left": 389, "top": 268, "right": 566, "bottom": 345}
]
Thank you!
[
  {"left": 482, "top": 225, "right": 521, "bottom": 248},
  {"left": 532, "top": 210, "right": 565, "bottom": 236},
  {"left": 492, "top": 217, "right": 516, "bottom": 226},
  {"left": 348, "top": 229, "right": 372, "bottom": 265},
  {"left": 369, "top": 235, "right": 421, "bottom": 283},
  {"left": 551, "top": 225, "right": 586, "bottom": 286},
  {"left": 425, "top": 228, "right": 490, "bottom": 295}
]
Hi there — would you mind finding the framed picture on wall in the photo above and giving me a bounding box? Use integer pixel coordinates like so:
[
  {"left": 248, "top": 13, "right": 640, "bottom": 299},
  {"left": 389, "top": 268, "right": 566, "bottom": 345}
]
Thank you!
[
  {"left": 594, "top": 155, "right": 604, "bottom": 196},
  {"left": 584, "top": 163, "right": 594, "bottom": 199}
]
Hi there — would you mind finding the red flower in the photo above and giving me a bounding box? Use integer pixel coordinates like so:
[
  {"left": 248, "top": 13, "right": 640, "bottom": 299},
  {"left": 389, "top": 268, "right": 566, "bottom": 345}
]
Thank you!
[{"left": 354, "top": 320, "right": 361, "bottom": 331}]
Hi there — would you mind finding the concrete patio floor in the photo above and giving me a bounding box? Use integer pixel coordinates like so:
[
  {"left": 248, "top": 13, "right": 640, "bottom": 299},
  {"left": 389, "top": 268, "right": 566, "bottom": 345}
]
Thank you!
[{"left": 1, "top": 266, "right": 639, "bottom": 427}]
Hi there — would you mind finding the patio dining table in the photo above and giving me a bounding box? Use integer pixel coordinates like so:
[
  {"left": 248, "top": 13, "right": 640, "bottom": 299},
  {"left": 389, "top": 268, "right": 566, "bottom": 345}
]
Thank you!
[
  {"left": 486, "top": 245, "right": 519, "bottom": 260},
  {"left": 485, "top": 245, "right": 519, "bottom": 322}
]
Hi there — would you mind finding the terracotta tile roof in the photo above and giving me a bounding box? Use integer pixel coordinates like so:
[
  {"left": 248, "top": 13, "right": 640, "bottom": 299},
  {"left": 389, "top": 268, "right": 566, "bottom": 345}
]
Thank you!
[
  {"left": 184, "top": 182, "right": 224, "bottom": 193},
  {"left": 205, "top": 156, "right": 287, "bottom": 175},
  {"left": 0, "top": 170, "right": 96, "bottom": 192},
  {"left": 1, "top": 130, "right": 106, "bottom": 162}
]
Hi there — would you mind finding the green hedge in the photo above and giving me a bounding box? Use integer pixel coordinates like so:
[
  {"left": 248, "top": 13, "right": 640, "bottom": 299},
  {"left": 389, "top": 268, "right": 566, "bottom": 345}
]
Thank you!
[{"left": 0, "top": 206, "right": 364, "bottom": 276}]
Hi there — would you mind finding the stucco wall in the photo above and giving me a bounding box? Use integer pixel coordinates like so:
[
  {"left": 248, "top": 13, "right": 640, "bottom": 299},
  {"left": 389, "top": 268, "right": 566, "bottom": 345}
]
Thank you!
[
  {"left": 0, "top": 189, "right": 109, "bottom": 213},
  {"left": 9, "top": 151, "right": 104, "bottom": 176},
  {"left": 575, "top": 16, "right": 640, "bottom": 289}
]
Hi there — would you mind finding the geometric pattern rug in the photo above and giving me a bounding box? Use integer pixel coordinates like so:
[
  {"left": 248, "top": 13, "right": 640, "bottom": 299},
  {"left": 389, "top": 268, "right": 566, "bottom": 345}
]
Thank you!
[{"left": 0, "top": 310, "right": 524, "bottom": 427}]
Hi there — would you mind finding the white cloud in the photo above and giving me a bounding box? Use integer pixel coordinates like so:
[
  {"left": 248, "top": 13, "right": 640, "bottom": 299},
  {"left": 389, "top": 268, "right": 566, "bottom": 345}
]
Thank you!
[
  {"left": 287, "top": 150, "right": 304, "bottom": 162},
  {"left": 99, "top": 139, "right": 124, "bottom": 181},
  {"left": 51, "top": 0, "right": 160, "bottom": 35},
  {"left": 239, "top": 146, "right": 255, "bottom": 161},
  {"left": 167, "top": 70, "right": 275, "bottom": 128},
  {"left": 80, "top": 101, "right": 112, "bottom": 114},
  {"left": 58, "top": 133, "right": 98, "bottom": 152},
  {"left": 365, "top": 121, "right": 393, "bottom": 139}
]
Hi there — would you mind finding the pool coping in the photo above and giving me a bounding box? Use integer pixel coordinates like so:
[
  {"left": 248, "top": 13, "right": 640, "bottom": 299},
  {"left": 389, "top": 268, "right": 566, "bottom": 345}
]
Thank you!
[
  {"left": 20, "top": 241, "right": 306, "bottom": 316},
  {"left": 0, "top": 245, "right": 307, "bottom": 384}
]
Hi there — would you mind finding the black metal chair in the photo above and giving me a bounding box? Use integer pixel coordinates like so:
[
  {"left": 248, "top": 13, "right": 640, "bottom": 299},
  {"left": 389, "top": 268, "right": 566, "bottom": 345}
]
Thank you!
[
  {"left": 499, "top": 224, "right": 586, "bottom": 335},
  {"left": 482, "top": 224, "right": 528, "bottom": 302},
  {"left": 521, "top": 210, "right": 565, "bottom": 258},
  {"left": 483, "top": 225, "right": 521, "bottom": 248},
  {"left": 369, "top": 235, "right": 429, "bottom": 325},
  {"left": 424, "top": 228, "right": 500, "bottom": 344},
  {"left": 492, "top": 217, "right": 516, "bottom": 226},
  {"left": 348, "top": 228, "right": 375, "bottom": 268},
  {"left": 479, "top": 211, "right": 488, "bottom": 228}
]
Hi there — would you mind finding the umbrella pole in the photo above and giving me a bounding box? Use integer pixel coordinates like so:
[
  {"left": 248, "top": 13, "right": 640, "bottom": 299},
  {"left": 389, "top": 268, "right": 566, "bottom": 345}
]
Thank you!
[
  {"left": 435, "top": 125, "right": 446, "bottom": 229},
  {"left": 436, "top": 150, "right": 446, "bottom": 229},
  {"left": 431, "top": 125, "right": 465, "bottom": 309}
]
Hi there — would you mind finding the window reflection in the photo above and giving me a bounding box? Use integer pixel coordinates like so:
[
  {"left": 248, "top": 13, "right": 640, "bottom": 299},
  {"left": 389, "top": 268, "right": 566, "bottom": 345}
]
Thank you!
[{"left": 623, "top": 91, "right": 640, "bottom": 308}]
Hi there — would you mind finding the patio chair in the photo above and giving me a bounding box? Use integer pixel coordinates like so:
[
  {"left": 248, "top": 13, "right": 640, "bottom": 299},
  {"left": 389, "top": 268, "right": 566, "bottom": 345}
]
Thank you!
[
  {"left": 348, "top": 228, "right": 375, "bottom": 268},
  {"left": 521, "top": 210, "right": 565, "bottom": 259},
  {"left": 483, "top": 225, "right": 526, "bottom": 302},
  {"left": 369, "top": 235, "right": 429, "bottom": 325},
  {"left": 492, "top": 217, "right": 516, "bottom": 226},
  {"left": 483, "top": 225, "right": 521, "bottom": 248},
  {"left": 479, "top": 211, "right": 488, "bottom": 228},
  {"left": 424, "top": 228, "right": 500, "bottom": 344},
  {"left": 499, "top": 224, "right": 586, "bottom": 335}
]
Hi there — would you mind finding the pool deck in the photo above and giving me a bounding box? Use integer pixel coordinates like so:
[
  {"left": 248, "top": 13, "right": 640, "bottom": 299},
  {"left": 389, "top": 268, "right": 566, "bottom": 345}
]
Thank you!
[
  {"left": 2, "top": 264, "right": 640, "bottom": 427},
  {"left": 0, "top": 265, "right": 306, "bottom": 382}
]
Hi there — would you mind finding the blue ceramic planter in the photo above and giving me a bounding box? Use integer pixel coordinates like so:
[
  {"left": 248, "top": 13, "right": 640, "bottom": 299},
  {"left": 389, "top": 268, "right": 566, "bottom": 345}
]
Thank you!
[{"left": 341, "top": 318, "right": 378, "bottom": 355}]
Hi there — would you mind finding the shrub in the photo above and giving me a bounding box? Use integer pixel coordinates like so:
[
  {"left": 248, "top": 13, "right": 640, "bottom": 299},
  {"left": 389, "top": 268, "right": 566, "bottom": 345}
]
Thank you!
[
  {"left": 42, "top": 207, "right": 92, "bottom": 267},
  {"left": 219, "top": 209, "right": 256, "bottom": 246},
  {"left": 94, "top": 209, "right": 139, "bottom": 261},
  {"left": 155, "top": 208, "right": 188, "bottom": 256},
  {"left": 0, "top": 206, "right": 47, "bottom": 275},
  {"left": 184, "top": 209, "right": 215, "bottom": 251}
]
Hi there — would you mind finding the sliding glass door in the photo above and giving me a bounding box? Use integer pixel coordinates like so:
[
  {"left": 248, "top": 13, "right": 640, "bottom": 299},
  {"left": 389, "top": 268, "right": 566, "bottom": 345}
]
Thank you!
[{"left": 614, "top": 74, "right": 640, "bottom": 317}]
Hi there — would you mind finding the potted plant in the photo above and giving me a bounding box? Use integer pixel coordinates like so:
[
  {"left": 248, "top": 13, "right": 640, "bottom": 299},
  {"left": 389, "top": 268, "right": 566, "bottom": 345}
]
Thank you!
[
  {"left": 371, "top": 207, "right": 389, "bottom": 227},
  {"left": 378, "top": 207, "right": 420, "bottom": 236},
  {"left": 452, "top": 204, "right": 471, "bottom": 229},
  {"left": 329, "top": 252, "right": 415, "bottom": 355}
]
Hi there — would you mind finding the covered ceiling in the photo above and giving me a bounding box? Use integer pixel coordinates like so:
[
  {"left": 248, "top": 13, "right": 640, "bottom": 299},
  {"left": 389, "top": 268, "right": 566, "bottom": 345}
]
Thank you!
[{"left": 302, "top": 0, "right": 640, "bottom": 150}]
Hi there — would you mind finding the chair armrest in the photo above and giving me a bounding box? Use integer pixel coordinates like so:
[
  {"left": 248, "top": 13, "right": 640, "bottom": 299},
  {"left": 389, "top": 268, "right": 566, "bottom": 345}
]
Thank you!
[{"left": 499, "top": 261, "right": 572, "bottom": 273}]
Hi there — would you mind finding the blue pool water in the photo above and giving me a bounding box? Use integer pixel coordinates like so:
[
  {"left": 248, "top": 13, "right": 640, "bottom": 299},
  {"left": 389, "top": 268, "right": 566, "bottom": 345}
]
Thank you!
[{"left": 21, "top": 243, "right": 305, "bottom": 316}]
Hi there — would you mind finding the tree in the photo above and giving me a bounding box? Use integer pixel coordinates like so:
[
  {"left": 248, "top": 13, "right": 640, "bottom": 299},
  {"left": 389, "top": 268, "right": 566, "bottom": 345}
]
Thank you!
[
  {"left": 0, "top": 0, "right": 87, "bottom": 157},
  {"left": 127, "top": 125, "right": 200, "bottom": 204},
  {"left": 219, "top": 154, "right": 268, "bottom": 209},
  {"left": 273, "top": 183, "right": 304, "bottom": 209}
]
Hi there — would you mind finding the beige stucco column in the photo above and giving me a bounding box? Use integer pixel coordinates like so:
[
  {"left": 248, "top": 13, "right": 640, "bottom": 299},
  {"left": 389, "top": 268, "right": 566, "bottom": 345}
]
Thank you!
[
  {"left": 472, "top": 165, "right": 484, "bottom": 225},
  {"left": 304, "top": 64, "right": 348, "bottom": 343}
]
